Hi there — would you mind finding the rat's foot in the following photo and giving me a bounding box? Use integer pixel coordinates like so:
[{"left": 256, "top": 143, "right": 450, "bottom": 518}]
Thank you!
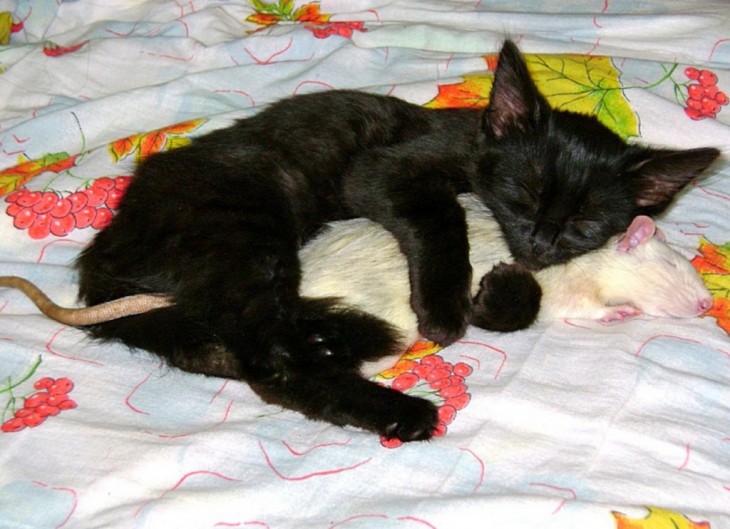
[{"left": 599, "top": 305, "right": 642, "bottom": 323}]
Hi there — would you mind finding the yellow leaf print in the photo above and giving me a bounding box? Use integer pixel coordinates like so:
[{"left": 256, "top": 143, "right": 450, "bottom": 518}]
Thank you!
[
  {"left": 613, "top": 507, "right": 710, "bottom": 529},
  {"left": 527, "top": 54, "right": 638, "bottom": 139},
  {"left": 0, "top": 12, "right": 12, "bottom": 46},
  {"left": 425, "top": 54, "right": 639, "bottom": 139},
  {"left": 109, "top": 119, "right": 206, "bottom": 163}
]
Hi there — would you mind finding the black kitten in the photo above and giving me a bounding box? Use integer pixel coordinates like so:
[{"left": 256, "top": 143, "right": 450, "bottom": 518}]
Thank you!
[{"left": 76, "top": 40, "right": 719, "bottom": 441}]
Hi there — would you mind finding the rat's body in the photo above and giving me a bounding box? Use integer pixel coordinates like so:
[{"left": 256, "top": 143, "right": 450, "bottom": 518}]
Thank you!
[
  {"left": 1, "top": 195, "right": 712, "bottom": 371},
  {"left": 301, "top": 194, "right": 712, "bottom": 365}
]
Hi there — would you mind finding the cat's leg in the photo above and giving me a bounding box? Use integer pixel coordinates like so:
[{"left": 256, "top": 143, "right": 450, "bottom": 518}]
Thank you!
[
  {"left": 342, "top": 152, "right": 473, "bottom": 346},
  {"left": 249, "top": 362, "right": 439, "bottom": 441},
  {"left": 471, "top": 262, "right": 542, "bottom": 332},
  {"left": 296, "top": 298, "right": 407, "bottom": 367}
]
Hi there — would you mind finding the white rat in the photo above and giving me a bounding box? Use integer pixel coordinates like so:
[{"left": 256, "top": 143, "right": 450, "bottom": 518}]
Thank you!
[
  {"left": 0, "top": 195, "right": 712, "bottom": 359},
  {"left": 299, "top": 194, "right": 713, "bottom": 355}
]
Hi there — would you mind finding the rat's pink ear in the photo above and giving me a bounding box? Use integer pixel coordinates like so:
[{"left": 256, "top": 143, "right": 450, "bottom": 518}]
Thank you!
[{"left": 617, "top": 215, "right": 656, "bottom": 252}]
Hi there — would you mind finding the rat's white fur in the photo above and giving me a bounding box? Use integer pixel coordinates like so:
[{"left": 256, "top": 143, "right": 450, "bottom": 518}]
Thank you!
[{"left": 300, "top": 194, "right": 712, "bottom": 364}]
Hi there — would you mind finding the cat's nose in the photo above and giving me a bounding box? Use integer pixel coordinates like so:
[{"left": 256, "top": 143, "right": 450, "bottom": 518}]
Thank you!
[{"left": 530, "top": 234, "right": 554, "bottom": 256}]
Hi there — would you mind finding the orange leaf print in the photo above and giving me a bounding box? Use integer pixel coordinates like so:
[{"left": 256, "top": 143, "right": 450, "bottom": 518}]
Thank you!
[
  {"left": 246, "top": 1, "right": 331, "bottom": 29},
  {"left": 424, "top": 73, "right": 493, "bottom": 109},
  {"left": 375, "top": 340, "right": 443, "bottom": 380},
  {"left": 247, "top": 12, "right": 281, "bottom": 26},
  {"left": 110, "top": 135, "right": 141, "bottom": 163},
  {"left": 161, "top": 118, "right": 205, "bottom": 135},
  {"left": 0, "top": 152, "right": 77, "bottom": 196},
  {"left": 613, "top": 507, "right": 710, "bottom": 529},
  {"left": 692, "top": 238, "right": 730, "bottom": 335},
  {"left": 109, "top": 119, "right": 206, "bottom": 163},
  {"left": 293, "top": 3, "right": 330, "bottom": 24},
  {"left": 138, "top": 131, "right": 167, "bottom": 159}
]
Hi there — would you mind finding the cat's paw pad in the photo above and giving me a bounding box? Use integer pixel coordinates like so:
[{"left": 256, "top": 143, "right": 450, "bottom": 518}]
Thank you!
[
  {"left": 379, "top": 394, "right": 439, "bottom": 442},
  {"left": 599, "top": 305, "right": 642, "bottom": 323},
  {"left": 471, "top": 262, "right": 542, "bottom": 332}
]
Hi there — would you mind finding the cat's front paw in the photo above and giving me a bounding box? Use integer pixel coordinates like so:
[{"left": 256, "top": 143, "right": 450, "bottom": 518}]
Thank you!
[
  {"left": 415, "top": 291, "right": 471, "bottom": 346},
  {"left": 417, "top": 310, "right": 469, "bottom": 347},
  {"left": 378, "top": 392, "right": 439, "bottom": 442},
  {"left": 471, "top": 262, "right": 542, "bottom": 332}
]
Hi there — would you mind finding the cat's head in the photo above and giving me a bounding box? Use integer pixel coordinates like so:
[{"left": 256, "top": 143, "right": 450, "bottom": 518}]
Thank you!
[{"left": 472, "top": 40, "right": 721, "bottom": 270}]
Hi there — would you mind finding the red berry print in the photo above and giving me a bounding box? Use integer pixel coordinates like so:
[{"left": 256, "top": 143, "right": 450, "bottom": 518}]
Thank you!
[
  {"left": 380, "top": 436, "right": 404, "bottom": 449},
  {"left": 13, "top": 207, "right": 37, "bottom": 229},
  {"left": 23, "top": 392, "right": 49, "bottom": 408},
  {"left": 438, "top": 404, "right": 457, "bottom": 425},
  {"left": 378, "top": 351, "right": 474, "bottom": 448},
  {"left": 91, "top": 207, "right": 113, "bottom": 229},
  {"left": 83, "top": 186, "right": 108, "bottom": 207},
  {"left": 445, "top": 392, "right": 471, "bottom": 411},
  {"left": 106, "top": 188, "right": 125, "bottom": 209},
  {"left": 14, "top": 408, "right": 34, "bottom": 418},
  {"left": 1, "top": 418, "right": 26, "bottom": 433},
  {"left": 698, "top": 69, "right": 718, "bottom": 87},
  {"left": 58, "top": 399, "right": 77, "bottom": 410},
  {"left": 5, "top": 175, "right": 131, "bottom": 239},
  {"left": 684, "top": 67, "right": 700, "bottom": 80},
  {"left": 453, "top": 362, "right": 473, "bottom": 377},
  {"left": 23, "top": 413, "right": 46, "bottom": 428},
  {"left": 92, "top": 177, "right": 116, "bottom": 191},
  {"left": 392, "top": 372, "right": 419, "bottom": 391},
  {"left": 28, "top": 213, "right": 52, "bottom": 239},
  {"left": 432, "top": 422, "right": 448, "bottom": 437},
  {"left": 67, "top": 191, "right": 88, "bottom": 212},
  {"left": 16, "top": 190, "right": 41, "bottom": 207},
  {"left": 73, "top": 205, "right": 96, "bottom": 229},
  {"left": 34, "top": 377, "right": 55, "bottom": 390},
  {"left": 2, "top": 364, "right": 78, "bottom": 434},
  {"left": 49, "top": 377, "right": 74, "bottom": 395},
  {"left": 684, "top": 67, "right": 727, "bottom": 120},
  {"left": 114, "top": 175, "right": 132, "bottom": 191},
  {"left": 33, "top": 191, "right": 59, "bottom": 214},
  {"left": 50, "top": 214, "right": 77, "bottom": 237},
  {"left": 49, "top": 197, "right": 73, "bottom": 218}
]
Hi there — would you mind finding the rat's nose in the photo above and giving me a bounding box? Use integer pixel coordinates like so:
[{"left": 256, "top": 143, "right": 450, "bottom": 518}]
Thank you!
[{"left": 698, "top": 297, "right": 714, "bottom": 314}]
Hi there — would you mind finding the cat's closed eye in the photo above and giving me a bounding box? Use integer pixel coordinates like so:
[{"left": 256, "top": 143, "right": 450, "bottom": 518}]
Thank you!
[
  {"left": 511, "top": 182, "right": 540, "bottom": 213},
  {"left": 566, "top": 219, "right": 600, "bottom": 238}
]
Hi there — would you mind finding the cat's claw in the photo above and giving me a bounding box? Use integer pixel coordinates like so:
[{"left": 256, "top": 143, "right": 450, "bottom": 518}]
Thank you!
[
  {"left": 416, "top": 294, "right": 471, "bottom": 346},
  {"left": 378, "top": 395, "right": 439, "bottom": 442},
  {"left": 417, "top": 316, "right": 469, "bottom": 347}
]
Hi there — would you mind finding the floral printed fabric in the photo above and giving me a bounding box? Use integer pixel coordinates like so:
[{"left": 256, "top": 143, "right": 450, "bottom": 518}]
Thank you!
[{"left": 0, "top": 1, "right": 728, "bottom": 528}]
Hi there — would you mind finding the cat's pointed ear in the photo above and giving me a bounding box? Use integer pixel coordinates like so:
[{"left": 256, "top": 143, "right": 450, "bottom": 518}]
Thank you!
[
  {"left": 629, "top": 147, "right": 721, "bottom": 214},
  {"left": 482, "top": 40, "right": 551, "bottom": 140}
]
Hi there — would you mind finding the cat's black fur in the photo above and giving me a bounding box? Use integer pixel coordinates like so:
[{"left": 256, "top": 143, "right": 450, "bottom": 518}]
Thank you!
[{"left": 76, "top": 40, "right": 719, "bottom": 441}]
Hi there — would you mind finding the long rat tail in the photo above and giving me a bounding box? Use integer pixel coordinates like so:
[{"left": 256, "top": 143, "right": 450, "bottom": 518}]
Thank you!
[{"left": 0, "top": 276, "right": 173, "bottom": 326}]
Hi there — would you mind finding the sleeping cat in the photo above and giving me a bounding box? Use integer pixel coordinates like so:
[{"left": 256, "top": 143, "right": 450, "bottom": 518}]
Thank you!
[{"left": 76, "top": 40, "right": 720, "bottom": 442}]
